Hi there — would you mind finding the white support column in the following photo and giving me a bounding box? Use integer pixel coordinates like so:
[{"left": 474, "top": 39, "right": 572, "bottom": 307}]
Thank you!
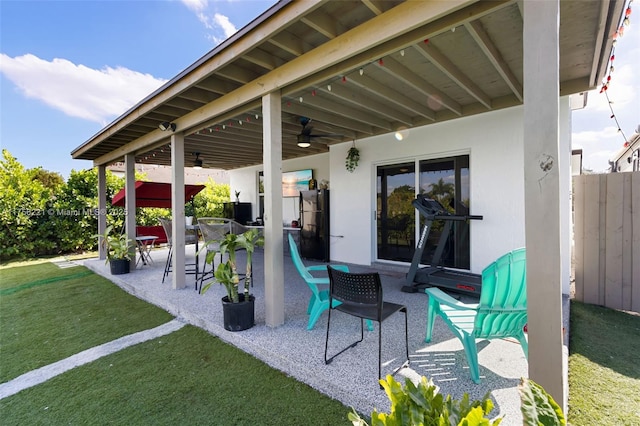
[
  {"left": 171, "top": 133, "right": 186, "bottom": 290},
  {"left": 97, "top": 164, "right": 107, "bottom": 260},
  {"left": 124, "top": 154, "right": 137, "bottom": 269},
  {"left": 523, "top": 0, "right": 566, "bottom": 410},
  {"left": 262, "top": 91, "right": 285, "bottom": 327}
]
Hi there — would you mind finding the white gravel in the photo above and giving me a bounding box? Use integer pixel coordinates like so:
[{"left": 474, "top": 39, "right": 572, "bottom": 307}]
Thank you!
[{"left": 78, "top": 247, "right": 534, "bottom": 424}]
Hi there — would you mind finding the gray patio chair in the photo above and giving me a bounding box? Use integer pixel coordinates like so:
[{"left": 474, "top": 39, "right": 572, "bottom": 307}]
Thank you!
[
  {"left": 159, "top": 217, "right": 199, "bottom": 286},
  {"left": 196, "top": 217, "right": 233, "bottom": 292}
]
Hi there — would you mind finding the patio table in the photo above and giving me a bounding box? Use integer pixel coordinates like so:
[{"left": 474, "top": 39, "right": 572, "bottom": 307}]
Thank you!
[{"left": 135, "top": 235, "right": 158, "bottom": 267}]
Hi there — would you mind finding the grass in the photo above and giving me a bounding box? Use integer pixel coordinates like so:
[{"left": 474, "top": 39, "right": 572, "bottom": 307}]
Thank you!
[
  {"left": 0, "top": 261, "right": 350, "bottom": 425},
  {"left": 0, "top": 262, "right": 173, "bottom": 382},
  {"left": 1, "top": 325, "right": 349, "bottom": 425},
  {"left": 567, "top": 300, "right": 640, "bottom": 425},
  {"left": 8, "top": 261, "right": 639, "bottom": 425}
]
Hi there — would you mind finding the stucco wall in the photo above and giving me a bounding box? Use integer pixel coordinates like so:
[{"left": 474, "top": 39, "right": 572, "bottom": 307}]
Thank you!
[
  {"left": 229, "top": 101, "right": 572, "bottom": 292},
  {"left": 329, "top": 107, "right": 526, "bottom": 273}
]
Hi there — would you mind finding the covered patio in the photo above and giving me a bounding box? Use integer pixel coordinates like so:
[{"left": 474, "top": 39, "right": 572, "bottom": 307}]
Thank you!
[
  {"left": 71, "top": 0, "right": 626, "bottom": 409},
  {"left": 81, "top": 246, "right": 533, "bottom": 423}
]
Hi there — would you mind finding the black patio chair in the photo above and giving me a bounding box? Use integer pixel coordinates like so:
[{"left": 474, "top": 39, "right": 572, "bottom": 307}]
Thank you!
[{"left": 324, "top": 267, "right": 410, "bottom": 386}]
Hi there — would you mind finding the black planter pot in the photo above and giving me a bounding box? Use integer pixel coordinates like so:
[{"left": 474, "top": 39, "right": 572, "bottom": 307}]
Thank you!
[
  {"left": 109, "top": 258, "right": 130, "bottom": 275},
  {"left": 221, "top": 294, "right": 255, "bottom": 331}
]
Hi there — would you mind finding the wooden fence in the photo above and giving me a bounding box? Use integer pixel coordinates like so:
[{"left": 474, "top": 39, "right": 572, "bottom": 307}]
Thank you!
[{"left": 573, "top": 172, "right": 640, "bottom": 313}]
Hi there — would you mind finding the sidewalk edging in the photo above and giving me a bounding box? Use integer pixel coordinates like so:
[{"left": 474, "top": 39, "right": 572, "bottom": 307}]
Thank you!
[{"left": 0, "top": 319, "right": 185, "bottom": 400}]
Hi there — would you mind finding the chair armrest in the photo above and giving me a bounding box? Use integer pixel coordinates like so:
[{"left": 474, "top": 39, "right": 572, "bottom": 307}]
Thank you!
[
  {"left": 307, "top": 277, "right": 330, "bottom": 286},
  {"left": 307, "top": 264, "right": 350, "bottom": 272},
  {"left": 425, "top": 287, "right": 477, "bottom": 311}
]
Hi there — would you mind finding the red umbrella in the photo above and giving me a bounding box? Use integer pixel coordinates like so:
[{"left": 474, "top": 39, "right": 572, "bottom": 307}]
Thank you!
[{"left": 111, "top": 181, "right": 205, "bottom": 208}]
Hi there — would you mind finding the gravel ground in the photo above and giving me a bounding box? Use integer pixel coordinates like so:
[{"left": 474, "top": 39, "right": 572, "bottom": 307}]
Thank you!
[{"left": 81, "top": 247, "right": 534, "bottom": 424}]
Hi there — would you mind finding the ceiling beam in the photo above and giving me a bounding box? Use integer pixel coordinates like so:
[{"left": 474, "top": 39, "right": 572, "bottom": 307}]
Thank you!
[
  {"left": 345, "top": 71, "right": 436, "bottom": 121},
  {"left": 465, "top": 20, "right": 523, "bottom": 102},
  {"left": 413, "top": 41, "right": 492, "bottom": 109},
  {"left": 381, "top": 57, "right": 462, "bottom": 115},
  {"left": 315, "top": 83, "right": 413, "bottom": 125},
  {"left": 91, "top": 0, "right": 506, "bottom": 166}
]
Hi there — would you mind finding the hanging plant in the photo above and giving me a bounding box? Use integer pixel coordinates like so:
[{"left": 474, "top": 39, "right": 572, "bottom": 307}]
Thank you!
[{"left": 345, "top": 142, "right": 360, "bottom": 172}]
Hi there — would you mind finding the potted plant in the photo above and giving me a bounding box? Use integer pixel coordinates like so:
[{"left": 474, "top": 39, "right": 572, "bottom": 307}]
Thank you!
[
  {"left": 185, "top": 201, "right": 195, "bottom": 226},
  {"left": 345, "top": 143, "right": 360, "bottom": 172},
  {"left": 94, "top": 225, "right": 134, "bottom": 275},
  {"left": 201, "top": 228, "right": 264, "bottom": 331}
]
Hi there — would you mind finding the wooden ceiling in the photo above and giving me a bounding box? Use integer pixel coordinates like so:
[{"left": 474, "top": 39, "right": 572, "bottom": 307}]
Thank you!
[{"left": 71, "top": 0, "right": 623, "bottom": 170}]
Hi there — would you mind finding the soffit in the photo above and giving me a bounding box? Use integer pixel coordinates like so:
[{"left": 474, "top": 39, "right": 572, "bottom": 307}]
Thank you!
[{"left": 71, "top": 0, "right": 624, "bottom": 170}]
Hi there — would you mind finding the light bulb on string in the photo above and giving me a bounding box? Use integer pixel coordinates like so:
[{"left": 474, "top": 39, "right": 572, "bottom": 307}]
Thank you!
[
  {"left": 359, "top": 68, "right": 364, "bottom": 75},
  {"left": 327, "top": 84, "right": 332, "bottom": 91}
]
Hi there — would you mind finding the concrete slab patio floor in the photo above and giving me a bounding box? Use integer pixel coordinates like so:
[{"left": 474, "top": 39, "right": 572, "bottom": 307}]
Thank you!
[{"left": 82, "top": 246, "right": 528, "bottom": 424}]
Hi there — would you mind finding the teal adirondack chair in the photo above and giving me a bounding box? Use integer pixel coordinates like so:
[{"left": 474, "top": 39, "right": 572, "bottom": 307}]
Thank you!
[
  {"left": 288, "top": 233, "right": 373, "bottom": 331},
  {"left": 424, "top": 248, "right": 527, "bottom": 383},
  {"left": 288, "top": 233, "right": 347, "bottom": 330}
]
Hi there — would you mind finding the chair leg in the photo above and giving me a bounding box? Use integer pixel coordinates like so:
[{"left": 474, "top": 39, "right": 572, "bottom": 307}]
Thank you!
[
  {"left": 307, "top": 294, "right": 317, "bottom": 314},
  {"left": 197, "top": 250, "right": 216, "bottom": 293},
  {"left": 324, "top": 310, "right": 365, "bottom": 365},
  {"left": 307, "top": 300, "right": 327, "bottom": 330},
  {"left": 461, "top": 334, "right": 481, "bottom": 384},
  {"left": 425, "top": 299, "right": 438, "bottom": 342},
  {"left": 162, "top": 245, "right": 173, "bottom": 283},
  {"left": 517, "top": 332, "right": 529, "bottom": 360},
  {"left": 381, "top": 308, "right": 410, "bottom": 387}
]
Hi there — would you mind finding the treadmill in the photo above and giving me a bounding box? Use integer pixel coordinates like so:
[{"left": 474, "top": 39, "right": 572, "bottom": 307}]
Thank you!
[{"left": 402, "top": 194, "right": 483, "bottom": 296}]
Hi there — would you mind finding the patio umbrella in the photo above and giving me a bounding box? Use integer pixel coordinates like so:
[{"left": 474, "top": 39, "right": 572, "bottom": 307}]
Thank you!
[{"left": 111, "top": 181, "right": 205, "bottom": 208}]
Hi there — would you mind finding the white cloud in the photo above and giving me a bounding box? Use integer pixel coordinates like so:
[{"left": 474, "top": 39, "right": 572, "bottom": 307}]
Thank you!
[
  {"left": 214, "top": 13, "right": 237, "bottom": 38},
  {"left": 180, "top": 0, "right": 238, "bottom": 45},
  {"left": 571, "top": 23, "right": 640, "bottom": 173},
  {"left": 0, "top": 54, "right": 167, "bottom": 125},
  {"left": 572, "top": 126, "right": 628, "bottom": 172},
  {"left": 181, "top": 0, "right": 208, "bottom": 13}
]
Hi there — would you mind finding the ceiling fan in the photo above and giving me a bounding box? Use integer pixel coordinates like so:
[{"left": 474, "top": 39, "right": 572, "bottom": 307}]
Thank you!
[
  {"left": 296, "top": 117, "right": 342, "bottom": 148},
  {"left": 192, "top": 152, "right": 204, "bottom": 169}
]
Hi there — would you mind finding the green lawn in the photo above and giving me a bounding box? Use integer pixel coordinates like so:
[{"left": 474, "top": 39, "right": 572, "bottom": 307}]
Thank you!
[
  {"left": 5, "top": 261, "right": 638, "bottom": 425},
  {"left": 1, "top": 325, "right": 349, "bottom": 425},
  {"left": 0, "top": 262, "right": 350, "bottom": 425},
  {"left": 568, "top": 300, "right": 640, "bottom": 425},
  {"left": 0, "top": 263, "right": 173, "bottom": 382}
]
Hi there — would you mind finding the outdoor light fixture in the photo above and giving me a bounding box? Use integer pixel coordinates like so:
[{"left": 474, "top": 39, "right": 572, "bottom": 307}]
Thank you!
[
  {"left": 193, "top": 152, "right": 203, "bottom": 169},
  {"left": 159, "top": 121, "right": 177, "bottom": 132},
  {"left": 297, "top": 134, "right": 311, "bottom": 148},
  {"left": 394, "top": 126, "right": 409, "bottom": 141}
]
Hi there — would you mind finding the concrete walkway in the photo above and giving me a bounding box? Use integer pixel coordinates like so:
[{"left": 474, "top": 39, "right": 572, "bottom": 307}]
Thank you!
[{"left": 0, "top": 319, "right": 185, "bottom": 400}]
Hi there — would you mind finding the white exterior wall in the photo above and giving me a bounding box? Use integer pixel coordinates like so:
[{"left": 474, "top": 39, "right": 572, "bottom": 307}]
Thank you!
[
  {"left": 229, "top": 102, "right": 573, "bottom": 287},
  {"left": 230, "top": 152, "right": 330, "bottom": 225},
  {"left": 332, "top": 106, "right": 527, "bottom": 273}
]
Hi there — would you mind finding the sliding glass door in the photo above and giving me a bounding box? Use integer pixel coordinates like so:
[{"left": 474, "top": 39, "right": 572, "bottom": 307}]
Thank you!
[
  {"left": 418, "top": 155, "right": 470, "bottom": 269},
  {"left": 376, "top": 162, "right": 415, "bottom": 262},
  {"left": 376, "top": 155, "right": 470, "bottom": 269}
]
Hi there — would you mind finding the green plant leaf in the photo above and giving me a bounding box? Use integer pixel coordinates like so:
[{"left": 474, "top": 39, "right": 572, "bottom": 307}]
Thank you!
[{"left": 519, "top": 378, "right": 566, "bottom": 426}]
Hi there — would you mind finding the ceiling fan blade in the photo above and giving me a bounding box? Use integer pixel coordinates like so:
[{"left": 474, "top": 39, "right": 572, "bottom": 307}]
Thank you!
[{"left": 309, "top": 133, "right": 343, "bottom": 138}]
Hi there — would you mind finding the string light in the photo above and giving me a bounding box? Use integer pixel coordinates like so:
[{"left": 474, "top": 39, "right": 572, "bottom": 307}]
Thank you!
[{"left": 600, "top": 0, "right": 633, "bottom": 147}]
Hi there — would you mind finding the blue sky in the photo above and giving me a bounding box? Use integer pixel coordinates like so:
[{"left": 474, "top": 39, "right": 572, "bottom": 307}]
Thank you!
[{"left": 1, "top": 0, "right": 638, "bottom": 178}]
